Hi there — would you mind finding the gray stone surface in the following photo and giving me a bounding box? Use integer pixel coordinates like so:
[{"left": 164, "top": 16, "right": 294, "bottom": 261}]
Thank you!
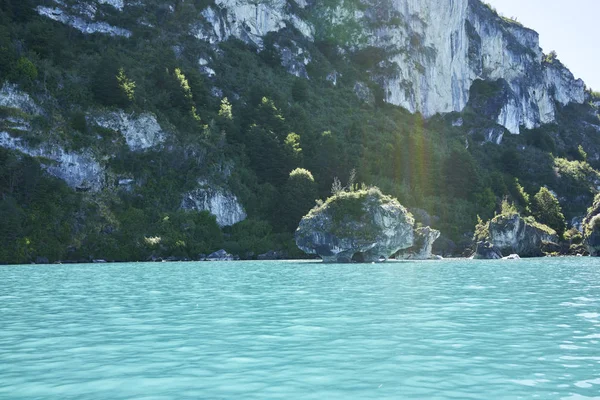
[
  {"left": 583, "top": 195, "right": 600, "bottom": 256},
  {"left": 295, "top": 190, "right": 414, "bottom": 263},
  {"left": 472, "top": 241, "right": 503, "bottom": 260},
  {"left": 488, "top": 214, "right": 558, "bottom": 257},
  {"left": 94, "top": 111, "right": 166, "bottom": 151},
  {"left": 398, "top": 226, "right": 441, "bottom": 260},
  {"left": 181, "top": 181, "right": 247, "bottom": 227}
]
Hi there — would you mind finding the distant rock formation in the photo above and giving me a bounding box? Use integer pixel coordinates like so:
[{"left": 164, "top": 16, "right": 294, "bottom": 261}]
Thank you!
[
  {"left": 181, "top": 180, "right": 247, "bottom": 227},
  {"left": 190, "top": 0, "right": 583, "bottom": 133},
  {"left": 0, "top": 109, "right": 105, "bottom": 193},
  {"left": 36, "top": 5, "right": 131, "bottom": 37},
  {"left": 583, "top": 195, "right": 600, "bottom": 256},
  {"left": 397, "top": 226, "right": 441, "bottom": 260},
  {"left": 205, "top": 249, "right": 236, "bottom": 261},
  {"left": 33, "top": 0, "right": 586, "bottom": 134},
  {"left": 94, "top": 111, "right": 166, "bottom": 151},
  {"left": 295, "top": 188, "right": 415, "bottom": 263},
  {"left": 488, "top": 213, "right": 558, "bottom": 257},
  {"left": 472, "top": 241, "right": 502, "bottom": 260}
]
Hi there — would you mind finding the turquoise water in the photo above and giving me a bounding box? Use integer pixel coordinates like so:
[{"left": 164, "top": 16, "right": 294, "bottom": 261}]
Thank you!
[{"left": 0, "top": 259, "right": 599, "bottom": 399}]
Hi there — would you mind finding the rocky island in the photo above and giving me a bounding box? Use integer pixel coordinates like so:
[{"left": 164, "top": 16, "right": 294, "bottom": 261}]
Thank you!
[
  {"left": 584, "top": 194, "right": 600, "bottom": 256},
  {"left": 295, "top": 187, "right": 439, "bottom": 262}
]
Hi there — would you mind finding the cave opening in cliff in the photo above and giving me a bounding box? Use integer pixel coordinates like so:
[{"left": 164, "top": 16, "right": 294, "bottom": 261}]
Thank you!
[{"left": 351, "top": 252, "right": 366, "bottom": 263}]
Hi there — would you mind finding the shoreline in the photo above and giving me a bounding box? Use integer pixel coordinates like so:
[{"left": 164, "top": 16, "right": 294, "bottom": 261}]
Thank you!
[{"left": 0, "top": 254, "right": 591, "bottom": 267}]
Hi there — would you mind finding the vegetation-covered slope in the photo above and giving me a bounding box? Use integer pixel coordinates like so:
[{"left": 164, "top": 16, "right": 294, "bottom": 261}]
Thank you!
[{"left": 1, "top": 0, "right": 599, "bottom": 263}]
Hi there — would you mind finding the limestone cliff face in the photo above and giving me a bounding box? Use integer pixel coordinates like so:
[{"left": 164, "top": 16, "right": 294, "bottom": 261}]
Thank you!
[
  {"left": 35, "top": 0, "right": 585, "bottom": 134},
  {"left": 0, "top": 79, "right": 244, "bottom": 221},
  {"left": 0, "top": 83, "right": 170, "bottom": 191},
  {"left": 0, "top": 84, "right": 104, "bottom": 191},
  {"left": 36, "top": 4, "right": 131, "bottom": 37},
  {"left": 193, "top": 0, "right": 584, "bottom": 133},
  {"left": 331, "top": 0, "right": 584, "bottom": 133},
  {"left": 0, "top": 131, "right": 106, "bottom": 191},
  {"left": 194, "top": 0, "right": 313, "bottom": 48},
  {"left": 181, "top": 180, "right": 247, "bottom": 227},
  {"left": 0, "top": 83, "right": 43, "bottom": 115},
  {"left": 93, "top": 111, "right": 166, "bottom": 152},
  {"left": 583, "top": 195, "right": 600, "bottom": 256},
  {"left": 464, "top": 1, "right": 583, "bottom": 133},
  {"left": 488, "top": 214, "right": 558, "bottom": 257}
]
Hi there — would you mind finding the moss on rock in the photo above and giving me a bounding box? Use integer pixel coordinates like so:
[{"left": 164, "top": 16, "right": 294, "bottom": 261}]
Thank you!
[{"left": 296, "top": 188, "right": 414, "bottom": 263}]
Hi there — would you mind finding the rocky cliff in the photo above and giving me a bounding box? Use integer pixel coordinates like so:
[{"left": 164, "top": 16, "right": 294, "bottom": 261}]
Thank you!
[
  {"left": 397, "top": 226, "right": 441, "bottom": 260},
  {"left": 181, "top": 180, "right": 247, "bottom": 227},
  {"left": 32, "top": 0, "right": 584, "bottom": 135},
  {"left": 488, "top": 213, "right": 558, "bottom": 257},
  {"left": 192, "top": 0, "right": 583, "bottom": 133},
  {"left": 583, "top": 194, "right": 600, "bottom": 256}
]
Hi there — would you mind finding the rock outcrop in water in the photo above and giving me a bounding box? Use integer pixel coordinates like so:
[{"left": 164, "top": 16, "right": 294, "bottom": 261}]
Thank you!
[
  {"left": 472, "top": 241, "right": 502, "bottom": 260},
  {"left": 397, "top": 226, "right": 441, "bottom": 260},
  {"left": 583, "top": 194, "right": 600, "bottom": 256},
  {"left": 295, "top": 188, "right": 414, "bottom": 263},
  {"left": 488, "top": 213, "right": 558, "bottom": 257}
]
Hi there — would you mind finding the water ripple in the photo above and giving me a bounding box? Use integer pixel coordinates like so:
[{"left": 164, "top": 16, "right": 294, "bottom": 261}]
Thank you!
[{"left": 0, "top": 258, "right": 599, "bottom": 399}]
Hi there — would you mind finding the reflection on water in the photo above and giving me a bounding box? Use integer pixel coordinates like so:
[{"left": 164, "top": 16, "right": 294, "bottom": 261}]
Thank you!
[{"left": 0, "top": 258, "right": 599, "bottom": 399}]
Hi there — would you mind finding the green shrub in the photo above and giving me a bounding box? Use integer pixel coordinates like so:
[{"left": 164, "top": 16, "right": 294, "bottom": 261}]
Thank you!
[
  {"left": 280, "top": 168, "right": 318, "bottom": 231},
  {"left": 531, "top": 187, "right": 566, "bottom": 238},
  {"left": 564, "top": 228, "right": 583, "bottom": 244},
  {"left": 70, "top": 112, "right": 88, "bottom": 133},
  {"left": 13, "top": 57, "right": 37, "bottom": 83},
  {"left": 500, "top": 198, "right": 518, "bottom": 216}
]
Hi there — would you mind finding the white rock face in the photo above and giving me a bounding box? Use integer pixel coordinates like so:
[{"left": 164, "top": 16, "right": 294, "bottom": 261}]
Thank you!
[
  {"left": 366, "top": 0, "right": 472, "bottom": 116},
  {"left": 497, "top": 98, "right": 521, "bottom": 135},
  {"left": 484, "top": 127, "right": 504, "bottom": 145},
  {"left": 94, "top": 111, "right": 166, "bottom": 151},
  {"left": 0, "top": 83, "right": 105, "bottom": 190},
  {"left": 397, "top": 226, "right": 441, "bottom": 260},
  {"left": 278, "top": 42, "right": 311, "bottom": 78},
  {"left": 36, "top": 0, "right": 586, "bottom": 133},
  {"left": 194, "top": 0, "right": 313, "bottom": 48},
  {"left": 0, "top": 83, "right": 43, "bottom": 115},
  {"left": 489, "top": 213, "right": 558, "bottom": 257},
  {"left": 355, "top": 0, "right": 585, "bottom": 132},
  {"left": 195, "top": 0, "right": 583, "bottom": 132},
  {"left": 37, "top": 6, "right": 131, "bottom": 37},
  {"left": 463, "top": 3, "right": 583, "bottom": 132},
  {"left": 98, "top": 0, "right": 124, "bottom": 11},
  {"left": 181, "top": 181, "right": 247, "bottom": 227},
  {"left": 0, "top": 132, "right": 105, "bottom": 191}
]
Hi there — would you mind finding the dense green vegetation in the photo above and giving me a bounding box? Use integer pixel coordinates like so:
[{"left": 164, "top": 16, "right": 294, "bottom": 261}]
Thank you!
[{"left": 0, "top": 0, "right": 598, "bottom": 263}]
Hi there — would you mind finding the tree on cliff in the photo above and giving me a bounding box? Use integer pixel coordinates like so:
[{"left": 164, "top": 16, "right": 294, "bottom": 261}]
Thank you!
[
  {"left": 280, "top": 168, "right": 318, "bottom": 232},
  {"left": 532, "top": 187, "right": 566, "bottom": 238}
]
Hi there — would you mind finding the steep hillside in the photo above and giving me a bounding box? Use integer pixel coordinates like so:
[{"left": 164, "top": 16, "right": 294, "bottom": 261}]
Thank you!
[{"left": 0, "top": 0, "right": 599, "bottom": 262}]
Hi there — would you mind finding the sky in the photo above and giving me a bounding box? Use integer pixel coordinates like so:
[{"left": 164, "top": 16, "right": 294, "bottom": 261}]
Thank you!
[{"left": 484, "top": 0, "right": 599, "bottom": 91}]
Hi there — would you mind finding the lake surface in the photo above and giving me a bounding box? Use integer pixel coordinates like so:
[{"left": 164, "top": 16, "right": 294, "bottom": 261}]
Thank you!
[{"left": 0, "top": 258, "right": 599, "bottom": 399}]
